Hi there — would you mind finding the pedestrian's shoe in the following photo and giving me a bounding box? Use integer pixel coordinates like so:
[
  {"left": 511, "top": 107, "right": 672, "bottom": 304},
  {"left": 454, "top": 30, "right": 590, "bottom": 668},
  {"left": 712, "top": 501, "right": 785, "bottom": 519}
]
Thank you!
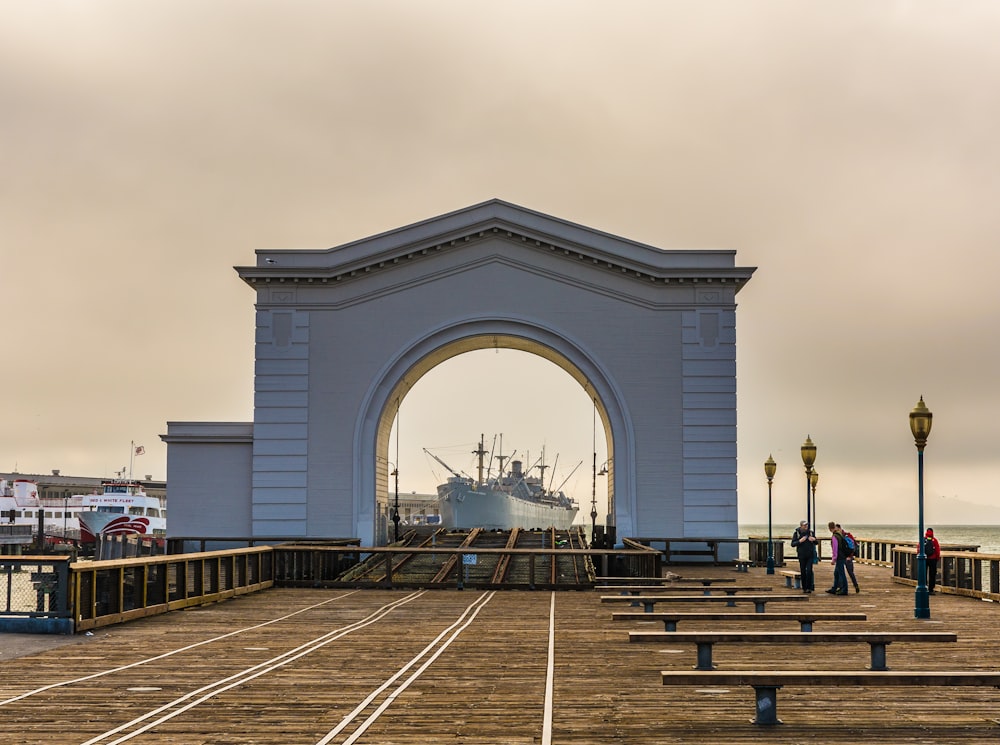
[
  {"left": 825, "top": 588, "right": 836, "bottom": 594},
  {"left": 854, "top": 585, "right": 860, "bottom": 593}
]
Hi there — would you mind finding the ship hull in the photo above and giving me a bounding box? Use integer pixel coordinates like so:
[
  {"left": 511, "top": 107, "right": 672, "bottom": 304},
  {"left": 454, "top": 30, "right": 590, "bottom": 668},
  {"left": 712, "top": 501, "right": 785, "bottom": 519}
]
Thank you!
[{"left": 438, "top": 487, "right": 578, "bottom": 531}]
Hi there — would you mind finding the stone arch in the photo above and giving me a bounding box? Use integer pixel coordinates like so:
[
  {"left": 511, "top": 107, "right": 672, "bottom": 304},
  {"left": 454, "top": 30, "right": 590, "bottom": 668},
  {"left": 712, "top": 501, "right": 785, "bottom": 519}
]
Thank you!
[
  {"left": 161, "top": 199, "right": 755, "bottom": 548},
  {"left": 357, "top": 318, "right": 626, "bottom": 543}
]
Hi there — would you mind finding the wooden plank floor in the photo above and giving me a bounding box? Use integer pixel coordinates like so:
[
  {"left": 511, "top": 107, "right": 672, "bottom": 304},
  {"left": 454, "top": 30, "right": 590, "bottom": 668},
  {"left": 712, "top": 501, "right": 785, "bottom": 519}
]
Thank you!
[{"left": 2, "top": 562, "right": 999, "bottom": 743}]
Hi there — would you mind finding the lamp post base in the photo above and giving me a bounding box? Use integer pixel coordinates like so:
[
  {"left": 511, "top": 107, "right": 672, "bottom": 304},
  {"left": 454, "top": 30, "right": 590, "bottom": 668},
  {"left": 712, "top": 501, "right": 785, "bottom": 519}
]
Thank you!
[
  {"left": 766, "top": 556, "right": 775, "bottom": 575},
  {"left": 915, "top": 553, "right": 930, "bottom": 618},
  {"left": 914, "top": 586, "right": 931, "bottom": 619}
]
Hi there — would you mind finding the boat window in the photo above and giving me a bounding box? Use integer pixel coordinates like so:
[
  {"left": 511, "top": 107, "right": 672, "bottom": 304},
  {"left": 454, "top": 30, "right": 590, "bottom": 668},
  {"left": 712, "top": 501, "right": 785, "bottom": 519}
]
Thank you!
[
  {"left": 147, "top": 509, "right": 159, "bottom": 517},
  {"left": 129, "top": 507, "right": 143, "bottom": 516},
  {"left": 45, "top": 511, "right": 53, "bottom": 518},
  {"left": 108, "top": 506, "right": 125, "bottom": 514}
]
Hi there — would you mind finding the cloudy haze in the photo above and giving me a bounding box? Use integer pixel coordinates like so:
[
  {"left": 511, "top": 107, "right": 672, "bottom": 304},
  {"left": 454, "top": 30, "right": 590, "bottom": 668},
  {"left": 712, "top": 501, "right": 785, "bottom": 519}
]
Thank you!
[{"left": 3, "top": 1, "right": 1000, "bottom": 526}]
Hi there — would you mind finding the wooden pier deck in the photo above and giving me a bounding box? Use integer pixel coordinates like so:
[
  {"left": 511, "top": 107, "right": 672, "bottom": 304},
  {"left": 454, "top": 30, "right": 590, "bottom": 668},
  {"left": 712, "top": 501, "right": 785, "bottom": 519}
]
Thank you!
[{"left": 2, "top": 561, "right": 999, "bottom": 743}]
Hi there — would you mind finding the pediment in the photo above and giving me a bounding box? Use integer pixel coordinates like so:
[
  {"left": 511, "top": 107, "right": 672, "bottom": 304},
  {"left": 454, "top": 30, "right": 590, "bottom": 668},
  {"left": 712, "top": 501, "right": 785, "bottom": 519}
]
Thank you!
[{"left": 235, "top": 199, "right": 755, "bottom": 290}]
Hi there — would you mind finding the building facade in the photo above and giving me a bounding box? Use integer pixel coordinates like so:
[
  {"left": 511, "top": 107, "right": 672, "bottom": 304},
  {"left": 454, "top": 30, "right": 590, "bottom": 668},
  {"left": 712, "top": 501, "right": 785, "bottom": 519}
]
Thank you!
[{"left": 162, "top": 200, "right": 754, "bottom": 546}]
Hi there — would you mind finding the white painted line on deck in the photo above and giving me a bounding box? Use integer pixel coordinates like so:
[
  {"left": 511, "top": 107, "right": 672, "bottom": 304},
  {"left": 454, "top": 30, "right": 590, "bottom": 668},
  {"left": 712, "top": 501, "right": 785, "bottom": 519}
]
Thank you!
[{"left": 542, "top": 591, "right": 556, "bottom": 745}]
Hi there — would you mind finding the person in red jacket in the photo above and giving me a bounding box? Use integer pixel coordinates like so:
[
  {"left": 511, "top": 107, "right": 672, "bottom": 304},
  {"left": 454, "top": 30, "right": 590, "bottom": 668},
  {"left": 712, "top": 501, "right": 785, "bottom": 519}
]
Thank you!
[{"left": 925, "top": 527, "right": 942, "bottom": 593}]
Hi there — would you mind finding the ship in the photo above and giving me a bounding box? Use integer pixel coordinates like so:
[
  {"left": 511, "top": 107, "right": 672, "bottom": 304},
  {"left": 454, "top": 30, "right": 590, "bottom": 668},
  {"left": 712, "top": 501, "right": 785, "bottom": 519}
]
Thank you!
[
  {"left": 77, "top": 479, "right": 166, "bottom": 543},
  {"left": 1, "top": 476, "right": 165, "bottom": 545},
  {"left": 426, "top": 436, "right": 579, "bottom": 531}
]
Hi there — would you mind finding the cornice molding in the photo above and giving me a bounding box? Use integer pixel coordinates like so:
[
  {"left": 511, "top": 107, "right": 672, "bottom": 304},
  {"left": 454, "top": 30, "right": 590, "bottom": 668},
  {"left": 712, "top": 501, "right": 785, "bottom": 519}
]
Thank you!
[{"left": 234, "top": 200, "right": 756, "bottom": 291}]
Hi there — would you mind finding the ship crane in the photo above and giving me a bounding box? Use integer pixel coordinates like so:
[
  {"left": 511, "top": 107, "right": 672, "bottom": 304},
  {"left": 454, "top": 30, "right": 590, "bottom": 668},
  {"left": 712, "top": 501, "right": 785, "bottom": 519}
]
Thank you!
[
  {"left": 422, "top": 449, "right": 463, "bottom": 479},
  {"left": 553, "top": 460, "right": 584, "bottom": 498}
]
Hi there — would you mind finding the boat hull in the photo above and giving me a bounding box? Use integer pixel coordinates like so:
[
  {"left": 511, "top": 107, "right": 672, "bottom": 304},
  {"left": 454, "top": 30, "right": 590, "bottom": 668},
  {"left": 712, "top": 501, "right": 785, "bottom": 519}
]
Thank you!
[{"left": 438, "top": 487, "right": 578, "bottom": 531}]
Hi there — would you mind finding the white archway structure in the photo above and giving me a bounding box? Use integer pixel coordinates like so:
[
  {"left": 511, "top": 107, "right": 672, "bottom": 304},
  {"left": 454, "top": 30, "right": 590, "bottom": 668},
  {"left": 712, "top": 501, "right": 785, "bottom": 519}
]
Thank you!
[{"left": 162, "top": 200, "right": 754, "bottom": 546}]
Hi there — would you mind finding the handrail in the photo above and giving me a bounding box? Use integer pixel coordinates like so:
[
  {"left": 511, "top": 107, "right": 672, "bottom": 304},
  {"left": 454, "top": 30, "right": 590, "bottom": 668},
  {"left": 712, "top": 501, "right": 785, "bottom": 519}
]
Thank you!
[{"left": 892, "top": 546, "right": 999, "bottom": 600}]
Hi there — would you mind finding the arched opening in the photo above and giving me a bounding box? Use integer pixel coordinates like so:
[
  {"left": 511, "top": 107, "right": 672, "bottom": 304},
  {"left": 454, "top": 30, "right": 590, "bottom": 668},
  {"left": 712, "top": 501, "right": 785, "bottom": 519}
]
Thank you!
[{"left": 371, "top": 335, "right": 614, "bottom": 545}]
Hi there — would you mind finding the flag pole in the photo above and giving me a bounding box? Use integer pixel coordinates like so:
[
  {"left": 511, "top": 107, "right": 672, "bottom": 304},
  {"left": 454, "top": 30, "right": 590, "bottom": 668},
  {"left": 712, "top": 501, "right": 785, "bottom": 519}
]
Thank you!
[{"left": 129, "top": 440, "right": 134, "bottom": 480}]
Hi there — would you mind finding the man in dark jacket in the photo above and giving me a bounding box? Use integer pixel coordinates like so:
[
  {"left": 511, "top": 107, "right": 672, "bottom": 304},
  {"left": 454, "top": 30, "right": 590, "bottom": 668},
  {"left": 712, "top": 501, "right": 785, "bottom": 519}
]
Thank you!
[{"left": 790, "top": 520, "right": 818, "bottom": 593}]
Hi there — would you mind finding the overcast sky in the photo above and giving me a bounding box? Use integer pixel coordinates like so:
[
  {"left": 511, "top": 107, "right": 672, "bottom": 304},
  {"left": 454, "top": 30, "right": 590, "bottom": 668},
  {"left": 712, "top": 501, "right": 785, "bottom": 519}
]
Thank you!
[{"left": 4, "top": 1, "right": 1000, "bottom": 527}]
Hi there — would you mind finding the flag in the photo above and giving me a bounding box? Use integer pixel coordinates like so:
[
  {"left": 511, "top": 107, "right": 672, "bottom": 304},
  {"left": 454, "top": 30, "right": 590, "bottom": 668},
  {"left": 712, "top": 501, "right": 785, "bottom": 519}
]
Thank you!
[{"left": 135, "top": 445, "right": 145, "bottom": 456}]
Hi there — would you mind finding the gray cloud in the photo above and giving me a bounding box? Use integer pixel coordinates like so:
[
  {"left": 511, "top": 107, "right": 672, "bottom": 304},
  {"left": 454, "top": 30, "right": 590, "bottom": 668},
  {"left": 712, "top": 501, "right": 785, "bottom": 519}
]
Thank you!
[{"left": 3, "top": 1, "right": 999, "bottom": 525}]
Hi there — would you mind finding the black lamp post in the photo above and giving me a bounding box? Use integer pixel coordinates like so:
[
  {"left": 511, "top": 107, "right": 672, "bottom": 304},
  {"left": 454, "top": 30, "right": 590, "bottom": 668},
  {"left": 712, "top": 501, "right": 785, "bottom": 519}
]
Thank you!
[
  {"left": 591, "top": 449, "right": 598, "bottom": 544},
  {"left": 764, "top": 455, "right": 776, "bottom": 574},
  {"left": 800, "top": 436, "right": 817, "bottom": 531},
  {"left": 390, "top": 464, "right": 400, "bottom": 543},
  {"left": 810, "top": 469, "right": 819, "bottom": 563},
  {"left": 910, "top": 396, "right": 933, "bottom": 619}
]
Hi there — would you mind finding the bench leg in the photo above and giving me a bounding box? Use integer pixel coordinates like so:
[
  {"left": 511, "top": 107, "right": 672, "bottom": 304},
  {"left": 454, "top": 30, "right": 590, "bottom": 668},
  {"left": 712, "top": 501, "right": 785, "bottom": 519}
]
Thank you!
[
  {"left": 662, "top": 620, "right": 678, "bottom": 631},
  {"left": 799, "top": 620, "right": 814, "bottom": 632},
  {"left": 752, "top": 685, "right": 783, "bottom": 726},
  {"left": 754, "top": 601, "right": 767, "bottom": 613},
  {"left": 869, "top": 642, "right": 889, "bottom": 671},
  {"left": 794, "top": 577, "right": 801, "bottom": 589},
  {"left": 642, "top": 601, "right": 655, "bottom": 613},
  {"left": 694, "top": 642, "right": 715, "bottom": 670},
  {"left": 784, "top": 577, "right": 792, "bottom": 588}
]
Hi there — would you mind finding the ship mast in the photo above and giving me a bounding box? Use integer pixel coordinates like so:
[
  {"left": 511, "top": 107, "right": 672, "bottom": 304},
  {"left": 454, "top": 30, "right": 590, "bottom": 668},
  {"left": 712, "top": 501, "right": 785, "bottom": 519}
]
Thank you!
[
  {"left": 536, "top": 445, "right": 549, "bottom": 485},
  {"left": 472, "top": 435, "right": 488, "bottom": 488}
]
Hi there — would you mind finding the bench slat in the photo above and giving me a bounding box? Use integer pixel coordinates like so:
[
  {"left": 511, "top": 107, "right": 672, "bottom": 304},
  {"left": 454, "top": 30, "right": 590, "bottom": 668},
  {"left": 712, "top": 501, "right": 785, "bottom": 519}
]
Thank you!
[
  {"left": 660, "top": 670, "right": 1000, "bottom": 685},
  {"left": 660, "top": 670, "right": 1000, "bottom": 726},
  {"left": 601, "top": 594, "right": 807, "bottom": 613},
  {"left": 641, "top": 631, "right": 957, "bottom": 671},
  {"left": 611, "top": 611, "right": 867, "bottom": 631},
  {"left": 632, "top": 631, "right": 956, "bottom": 643}
]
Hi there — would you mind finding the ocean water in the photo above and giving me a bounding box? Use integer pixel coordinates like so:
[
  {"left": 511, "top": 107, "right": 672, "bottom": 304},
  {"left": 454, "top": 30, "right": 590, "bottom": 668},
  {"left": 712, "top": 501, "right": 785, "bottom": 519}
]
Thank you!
[{"left": 740, "top": 524, "right": 1000, "bottom": 556}]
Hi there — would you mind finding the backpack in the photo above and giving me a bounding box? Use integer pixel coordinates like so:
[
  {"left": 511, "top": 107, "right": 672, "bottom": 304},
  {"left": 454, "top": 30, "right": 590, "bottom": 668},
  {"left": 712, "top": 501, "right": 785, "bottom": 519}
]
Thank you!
[
  {"left": 924, "top": 537, "right": 935, "bottom": 556},
  {"left": 842, "top": 532, "right": 857, "bottom": 556}
]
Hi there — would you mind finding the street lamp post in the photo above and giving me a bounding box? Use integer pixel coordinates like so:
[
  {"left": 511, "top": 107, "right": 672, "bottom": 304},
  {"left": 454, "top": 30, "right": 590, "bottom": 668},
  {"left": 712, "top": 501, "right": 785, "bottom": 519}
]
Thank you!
[
  {"left": 390, "top": 465, "right": 400, "bottom": 543},
  {"left": 809, "top": 469, "right": 819, "bottom": 564},
  {"left": 910, "top": 396, "right": 933, "bottom": 619},
  {"left": 764, "top": 455, "right": 777, "bottom": 574},
  {"left": 591, "top": 449, "right": 598, "bottom": 545},
  {"left": 810, "top": 471, "right": 819, "bottom": 527},
  {"left": 800, "top": 436, "right": 817, "bottom": 531}
]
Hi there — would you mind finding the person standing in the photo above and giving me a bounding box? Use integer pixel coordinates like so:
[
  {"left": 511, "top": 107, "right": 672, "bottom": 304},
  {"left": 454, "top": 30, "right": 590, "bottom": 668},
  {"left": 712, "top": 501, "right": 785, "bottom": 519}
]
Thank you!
[
  {"left": 836, "top": 523, "right": 861, "bottom": 593},
  {"left": 791, "top": 520, "right": 818, "bottom": 593},
  {"left": 925, "top": 527, "right": 942, "bottom": 594},
  {"left": 826, "top": 522, "right": 849, "bottom": 595}
]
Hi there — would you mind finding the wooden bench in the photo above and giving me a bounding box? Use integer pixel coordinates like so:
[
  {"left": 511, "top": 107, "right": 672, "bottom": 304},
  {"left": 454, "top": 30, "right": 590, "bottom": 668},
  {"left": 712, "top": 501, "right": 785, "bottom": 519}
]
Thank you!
[
  {"left": 595, "top": 576, "right": 737, "bottom": 587},
  {"left": 633, "top": 630, "right": 956, "bottom": 671},
  {"left": 779, "top": 570, "right": 801, "bottom": 589},
  {"left": 733, "top": 558, "right": 752, "bottom": 572},
  {"left": 659, "top": 670, "right": 1000, "bottom": 725},
  {"left": 611, "top": 611, "right": 867, "bottom": 632},
  {"left": 601, "top": 593, "right": 807, "bottom": 613},
  {"left": 596, "top": 585, "right": 772, "bottom": 600}
]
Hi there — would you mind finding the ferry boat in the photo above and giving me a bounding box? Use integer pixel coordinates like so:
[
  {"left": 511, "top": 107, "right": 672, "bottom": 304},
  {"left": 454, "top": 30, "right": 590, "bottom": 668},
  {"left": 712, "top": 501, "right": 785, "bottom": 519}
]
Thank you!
[
  {"left": 427, "top": 436, "right": 579, "bottom": 531},
  {"left": 0, "top": 477, "right": 166, "bottom": 544},
  {"left": 77, "top": 480, "right": 166, "bottom": 543}
]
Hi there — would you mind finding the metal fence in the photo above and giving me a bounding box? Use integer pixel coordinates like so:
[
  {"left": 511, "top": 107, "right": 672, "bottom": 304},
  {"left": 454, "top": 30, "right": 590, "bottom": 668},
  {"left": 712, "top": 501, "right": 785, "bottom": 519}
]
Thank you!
[{"left": 0, "top": 557, "right": 72, "bottom": 632}]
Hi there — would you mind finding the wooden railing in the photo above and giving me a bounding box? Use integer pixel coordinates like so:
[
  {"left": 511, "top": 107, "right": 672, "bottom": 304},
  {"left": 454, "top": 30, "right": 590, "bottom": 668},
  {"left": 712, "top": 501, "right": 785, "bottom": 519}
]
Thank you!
[
  {"left": 854, "top": 537, "right": 980, "bottom": 567},
  {"left": 72, "top": 546, "right": 274, "bottom": 631},
  {"left": 892, "top": 546, "right": 1000, "bottom": 600},
  {"left": 272, "top": 544, "right": 657, "bottom": 588}
]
